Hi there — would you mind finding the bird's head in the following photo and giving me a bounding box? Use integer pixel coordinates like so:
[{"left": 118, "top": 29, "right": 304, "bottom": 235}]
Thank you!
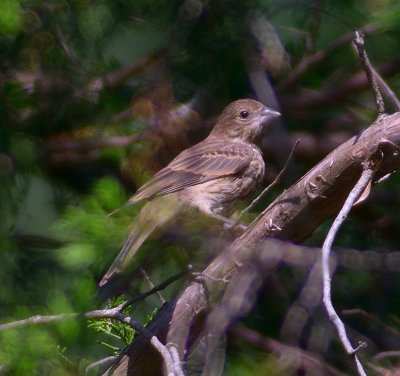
[{"left": 211, "top": 99, "right": 281, "bottom": 143}]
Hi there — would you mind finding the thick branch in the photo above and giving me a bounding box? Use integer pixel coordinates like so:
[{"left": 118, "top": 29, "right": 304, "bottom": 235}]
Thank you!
[
  {"left": 113, "top": 113, "right": 400, "bottom": 375},
  {"left": 166, "top": 112, "right": 400, "bottom": 360},
  {"left": 246, "top": 113, "right": 400, "bottom": 243}
]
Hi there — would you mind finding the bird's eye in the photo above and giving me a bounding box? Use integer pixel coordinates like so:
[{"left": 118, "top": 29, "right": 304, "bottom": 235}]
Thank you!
[{"left": 239, "top": 110, "right": 249, "bottom": 119}]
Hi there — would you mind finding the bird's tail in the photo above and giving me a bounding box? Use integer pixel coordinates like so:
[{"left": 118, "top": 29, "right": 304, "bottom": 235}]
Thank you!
[{"left": 99, "top": 195, "right": 182, "bottom": 287}]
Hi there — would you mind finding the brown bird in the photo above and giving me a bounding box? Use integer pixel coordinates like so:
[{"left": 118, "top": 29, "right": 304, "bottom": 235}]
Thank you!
[{"left": 99, "top": 99, "right": 280, "bottom": 287}]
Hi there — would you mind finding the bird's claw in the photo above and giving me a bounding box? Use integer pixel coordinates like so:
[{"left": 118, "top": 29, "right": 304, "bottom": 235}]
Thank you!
[{"left": 223, "top": 221, "right": 247, "bottom": 235}]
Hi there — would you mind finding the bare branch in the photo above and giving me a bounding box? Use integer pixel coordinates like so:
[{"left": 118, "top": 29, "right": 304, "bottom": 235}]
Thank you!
[
  {"left": 373, "top": 351, "right": 400, "bottom": 361},
  {"left": 234, "top": 139, "right": 299, "bottom": 226},
  {"left": 45, "top": 133, "right": 147, "bottom": 154},
  {"left": 353, "top": 31, "right": 385, "bottom": 115},
  {"left": 86, "top": 49, "right": 166, "bottom": 94},
  {"left": 322, "top": 166, "right": 373, "bottom": 376},
  {"left": 101, "top": 302, "right": 176, "bottom": 376},
  {"left": 165, "top": 112, "right": 400, "bottom": 363},
  {"left": 283, "top": 55, "right": 400, "bottom": 113},
  {"left": 140, "top": 268, "right": 166, "bottom": 304},
  {"left": 119, "top": 268, "right": 188, "bottom": 311},
  {"left": 279, "top": 24, "right": 380, "bottom": 92},
  {"left": 150, "top": 338, "right": 185, "bottom": 376},
  {"left": 0, "top": 313, "right": 76, "bottom": 331},
  {"left": 371, "top": 67, "right": 400, "bottom": 111},
  {"left": 85, "top": 356, "right": 118, "bottom": 374},
  {"left": 0, "top": 306, "right": 148, "bottom": 337},
  {"left": 231, "top": 324, "right": 348, "bottom": 376},
  {"left": 245, "top": 139, "right": 300, "bottom": 225}
]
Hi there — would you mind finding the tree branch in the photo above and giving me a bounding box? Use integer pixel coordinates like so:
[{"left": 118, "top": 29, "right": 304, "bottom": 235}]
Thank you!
[
  {"left": 282, "top": 56, "right": 400, "bottom": 113},
  {"left": 231, "top": 324, "right": 347, "bottom": 376},
  {"left": 279, "top": 24, "right": 380, "bottom": 92},
  {"left": 98, "top": 113, "right": 400, "bottom": 375},
  {"left": 322, "top": 166, "right": 373, "bottom": 376},
  {"left": 165, "top": 112, "right": 400, "bottom": 364},
  {"left": 353, "top": 31, "right": 385, "bottom": 115}
]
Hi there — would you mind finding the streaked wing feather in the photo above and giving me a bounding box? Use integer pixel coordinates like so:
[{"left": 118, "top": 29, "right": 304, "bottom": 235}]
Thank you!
[
  {"left": 150, "top": 172, "right": 209, "bottom": 195},
  {"left": 130, "top": 138, "right": 254, "bottom": 202}
]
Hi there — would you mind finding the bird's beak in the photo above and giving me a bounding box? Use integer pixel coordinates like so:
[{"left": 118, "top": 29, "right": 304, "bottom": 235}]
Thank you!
[{"left": 261, "top": 107, "right": 281, "bottom": 119}]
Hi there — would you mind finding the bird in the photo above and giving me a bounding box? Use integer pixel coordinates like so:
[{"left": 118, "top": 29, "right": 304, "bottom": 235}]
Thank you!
[{"left": 99, "top": 99, "right": 280, "bottom": 287}]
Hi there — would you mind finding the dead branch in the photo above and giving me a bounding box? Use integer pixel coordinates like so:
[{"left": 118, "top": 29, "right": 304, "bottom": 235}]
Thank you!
[
  {"left": 0, "top": 305, "right": 147, "bottom": 334},
  {"left": 282, "top": 56, "right": 400, "bottom": 113},
  {"left": 235, "top": 139, "right": 300, "bottom": 224},
  {"left": 102, "top": 302, "right": 176, "bottom": 376},
  {"left": 45, "top": 133, "right": 148, "bottom": 154},
  {"left": 279, "top": 24, "right": 380, "bottom": 92},
  {"left": 231, "top": 324, "right": 348, "bottom": 376},
  {"left": 103, "top": 112, "right": 400, "bottom": 375},
  {"left": 108, "top": 242, "right": 400, "bottom": 375},
  {"left": 322, "top": 166, "right": 373, "bottom": 376},
  {"left": 353, "top": 31, "right": 385, "bottom": 115},
  {"left": 86, "top": 49, "right": 166, "bottom": 95},
  {"left": 164, "top": 112, "right": 400, "bottom": 368}
]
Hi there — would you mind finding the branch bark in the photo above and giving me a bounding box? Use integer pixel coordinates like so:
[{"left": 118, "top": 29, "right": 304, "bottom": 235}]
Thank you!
[
  {"left": 166, "top": 113, "right": 400, "bottom": 363},
  {"left": 282, "top": 56, "right": 400, "bottom": 113},
  {"left": 111, "top": 112, "right": 400, "bottom": 375}
]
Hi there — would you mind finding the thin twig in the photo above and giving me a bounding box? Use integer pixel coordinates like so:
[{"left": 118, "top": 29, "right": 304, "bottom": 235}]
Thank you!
[
  {"left": 371, "top": 66, "right": 400, "bottom": 111},
  {"left": 55, "top": 25, "right": 82, "bottom": 71},
  {"left": 243, "top": 139, "right": 300, "bottom": 227},
  {"left": 232, "top": 324, "right": 347, "bottom": 376},
  {"left": 351, "top": 31, "right": 400, "bottom": 111},
  {"left": 151, "top": 337, "right": 175, "bottom": 374},
  {"left": 322, "top": 165, "right": 373, "bottom": 376},
  {"left": 0, "top": 306, "right": 149, "bottom": 337},
  {"left": 140, "top": 268, "right": 166, "bottom": 304},
  {"left": 0, "top": 313, "right": 76, "bottom": 331},
  {"left": 279, "top": 24, "right": 379, "bottom": 92},
  {"left": 373, "top": 350, "right": 400, "bottom": 361},
  {"left": 353, "top": 30, "right": 385, "bottom": 115},
  {"left": 46, "top": 133, "right": 146, "bottom": 154},
  {"left": 280, "top": 254, "right": 329, "bottom": 345},
  {"left": 283, "top": 54, "right": 400, "bottom": 112},
  {"left": 86, "top": 49, "right": 166, "bottom": 94},
  {"left": 85, "top": 355, "right": 118, "bottom": 374},
  {"left": 119, "top": 268, "right": 188, "bottom": 311},
  {"left": 150, "top": 338, "right": 185, "bottom": 376}
]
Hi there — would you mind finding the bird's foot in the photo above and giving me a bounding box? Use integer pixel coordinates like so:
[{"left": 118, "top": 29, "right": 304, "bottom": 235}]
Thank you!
[
  {"left": 207, "top": 212, "right": 247, "bottom": 235},
  {"left": 223, "top": 221, "right": 248, "bottom": 238}
]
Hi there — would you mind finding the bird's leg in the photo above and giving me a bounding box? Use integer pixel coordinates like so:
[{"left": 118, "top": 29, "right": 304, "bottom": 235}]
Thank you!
[
  {"left": 208, "top": 212, "right": 235, "bottom": 225},
  {"left": 207, "top": 212, "right": 247, "bottom": 232}
]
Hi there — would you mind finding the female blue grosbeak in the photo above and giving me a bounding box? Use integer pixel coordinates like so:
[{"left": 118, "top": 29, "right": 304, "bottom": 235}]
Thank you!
[{"left": 100, "top": 99, "right": 280, "bottom": 287}]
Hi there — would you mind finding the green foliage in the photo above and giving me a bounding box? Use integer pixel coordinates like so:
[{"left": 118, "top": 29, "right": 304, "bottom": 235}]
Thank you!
[
  {"left": 374, "top": 0, "right": 400, "bottom": 31},
  {"left": 226, "top": 348, "right": 285, "bottom": 376},
  {"left": 0, "top": 0, "right": 21, "bottom": 35},
  {"left": 1, "top": 327, "right": 57, "bottom": 374},
  {"left": 53, "top": 177, "right": 136, "bottom": 275},
  {"left": 88, "top": 297, "right": 135, "bottom": 353}
]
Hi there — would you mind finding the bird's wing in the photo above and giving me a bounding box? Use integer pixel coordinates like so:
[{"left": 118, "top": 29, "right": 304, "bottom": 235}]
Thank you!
[{"left": 130, "top": 137, "right": 255, "bottom": 203}]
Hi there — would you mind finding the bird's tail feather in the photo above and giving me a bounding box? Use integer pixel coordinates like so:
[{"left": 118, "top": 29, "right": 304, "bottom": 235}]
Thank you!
[{"left": 99, "top": 196, "right": 181, "bottom": 287}]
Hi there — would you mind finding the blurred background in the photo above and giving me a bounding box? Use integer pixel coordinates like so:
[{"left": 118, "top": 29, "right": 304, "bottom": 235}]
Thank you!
[{"left": 1, "top": 0, "right": 400, "bottom": 374}]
